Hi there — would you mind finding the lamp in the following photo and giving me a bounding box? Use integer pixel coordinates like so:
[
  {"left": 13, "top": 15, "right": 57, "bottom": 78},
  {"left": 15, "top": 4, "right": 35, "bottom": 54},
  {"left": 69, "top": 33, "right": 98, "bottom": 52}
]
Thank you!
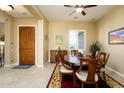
[
  {"left": 0, "top": 5, "right": 14, "bottom": 12},
  {"left": 76, "top": 8, "right": 83, "bottom": 13}
]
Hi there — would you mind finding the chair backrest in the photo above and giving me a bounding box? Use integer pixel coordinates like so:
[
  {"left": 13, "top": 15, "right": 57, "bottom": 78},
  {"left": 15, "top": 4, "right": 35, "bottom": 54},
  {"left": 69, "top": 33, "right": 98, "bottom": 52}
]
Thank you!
[
  {"left": 79, "top": 58, "right": 99, "bottom": 82},
  {"left": 59, "top": 52, "right": 65, "bottom": 63},
  {"left": 59, "top": 51, "right": 72, "bottom": 70},
  {"left": 57, "top": 50, "right": 67, "bottom": 62},
  {"left": 98, "top": 52, "right": 110, "bottom": 67},
  {"left": 71, "top": 50, "right": 78, "bottom": 56},
  {"left": 95, "top": 51, "right": 100, "bottom": 58}
]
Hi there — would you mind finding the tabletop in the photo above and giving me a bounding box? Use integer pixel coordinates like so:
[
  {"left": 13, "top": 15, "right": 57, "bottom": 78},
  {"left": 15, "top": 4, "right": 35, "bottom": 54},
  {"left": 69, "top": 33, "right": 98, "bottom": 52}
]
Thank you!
[
  {"left": 64, "top": 55, "right": 80, "bottom": 66},
  {"left": 64, "top": 54, "right": 96, "bottom": 66}
]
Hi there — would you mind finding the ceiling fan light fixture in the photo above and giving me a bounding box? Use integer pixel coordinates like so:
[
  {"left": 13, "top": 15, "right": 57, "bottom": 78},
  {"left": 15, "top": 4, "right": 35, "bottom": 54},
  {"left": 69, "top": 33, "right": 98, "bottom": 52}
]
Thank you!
[
  {"left": 0, "top": 5, "right": 14, "bottom": 12},
  {"left": 76, "top": 8, "right": 83, "bottom": 13}
]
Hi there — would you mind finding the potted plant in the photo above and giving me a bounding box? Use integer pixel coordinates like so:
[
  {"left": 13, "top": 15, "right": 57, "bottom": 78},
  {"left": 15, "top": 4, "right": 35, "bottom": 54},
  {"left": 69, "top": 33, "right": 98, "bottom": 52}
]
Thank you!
[{"left": 89, "top": 41, "right": 100, "bottom": 58}]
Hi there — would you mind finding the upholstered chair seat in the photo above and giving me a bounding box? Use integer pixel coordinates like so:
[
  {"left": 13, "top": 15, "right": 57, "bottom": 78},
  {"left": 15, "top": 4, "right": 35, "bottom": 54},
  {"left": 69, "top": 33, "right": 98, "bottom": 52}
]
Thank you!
[
  {"left": 76, "top": 71, "right": 98, "bottom": 82},
  {"left": 59, "top": 52, "right": 75, "bottom": 84},
  {"left": 60, "top": 65, "right": 73, "bottom": 73}
]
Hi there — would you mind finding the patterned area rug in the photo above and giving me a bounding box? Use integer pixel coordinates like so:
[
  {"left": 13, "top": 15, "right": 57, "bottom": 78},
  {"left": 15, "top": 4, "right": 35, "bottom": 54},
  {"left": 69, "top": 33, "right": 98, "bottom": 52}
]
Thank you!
[{"left": 47, "top": 63, "right": 124, "bottom": 88}]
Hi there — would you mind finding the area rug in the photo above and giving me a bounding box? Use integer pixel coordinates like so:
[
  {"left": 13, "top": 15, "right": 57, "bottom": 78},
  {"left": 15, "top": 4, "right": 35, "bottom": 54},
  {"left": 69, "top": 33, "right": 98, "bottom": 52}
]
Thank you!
[
  {"left": 47, "top": 63, "right": 124, "bottom": 88},
  {"left": 13, "top": 64, "right": 33, "bottom": 69}
]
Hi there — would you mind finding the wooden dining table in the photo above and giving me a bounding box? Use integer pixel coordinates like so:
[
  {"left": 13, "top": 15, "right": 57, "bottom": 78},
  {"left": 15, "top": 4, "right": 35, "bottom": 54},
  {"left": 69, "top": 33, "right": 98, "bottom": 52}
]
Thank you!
[
  {"left": 64, "top": 55, "right": 80, "bottom": 66},
  {"left": 64, "top": 54, "right": 97, "bottom": 71}
]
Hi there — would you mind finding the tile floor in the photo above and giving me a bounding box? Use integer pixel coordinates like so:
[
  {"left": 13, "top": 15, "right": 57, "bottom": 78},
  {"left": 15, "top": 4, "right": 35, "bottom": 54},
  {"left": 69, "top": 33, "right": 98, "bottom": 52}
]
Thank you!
[
  {"left": 0, "top": 62, "right": 123, "bottom": 88},
  {"left": 0, "top": 62, "right": 56, "bottom": 88}
]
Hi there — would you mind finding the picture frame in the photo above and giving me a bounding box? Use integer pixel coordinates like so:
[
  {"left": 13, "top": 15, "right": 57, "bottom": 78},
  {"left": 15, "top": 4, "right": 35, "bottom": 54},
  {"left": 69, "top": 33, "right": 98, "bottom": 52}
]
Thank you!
[
  {"left": 108, "top": 27, "right": 124, "bottom": 44},
  {"left": 56, "top": 35, "right": 63, "bottom": 45}
]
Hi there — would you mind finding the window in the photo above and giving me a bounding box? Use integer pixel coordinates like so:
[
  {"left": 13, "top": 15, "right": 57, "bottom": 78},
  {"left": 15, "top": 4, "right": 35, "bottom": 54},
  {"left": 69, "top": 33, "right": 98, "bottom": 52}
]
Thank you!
[{"left": 69, "top": 30, "right": 86, "bottom": 51}]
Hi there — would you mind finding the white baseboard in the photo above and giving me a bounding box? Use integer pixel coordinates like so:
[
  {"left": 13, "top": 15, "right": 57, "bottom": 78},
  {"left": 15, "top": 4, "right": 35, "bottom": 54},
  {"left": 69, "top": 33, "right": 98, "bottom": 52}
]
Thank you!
[
  {"left": 37, "top": 65, "right": 43, "bottom": 68},
  {"left": 5, "top": 63, "right": 18, "bottom": 67},
  {"left": 106, "top": 66, "right": 124, "bottom": 78}
]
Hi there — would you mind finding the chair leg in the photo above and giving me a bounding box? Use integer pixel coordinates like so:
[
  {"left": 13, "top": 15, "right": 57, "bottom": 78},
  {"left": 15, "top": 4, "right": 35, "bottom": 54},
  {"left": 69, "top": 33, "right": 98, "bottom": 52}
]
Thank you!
[
  {"left": 95, "top": 82, "right": 98, "bottom": 88},
  {"left": 73, "top": 73, "right": 76, "bottom": 84},
  {"left": 82, "top": 83, "right": 84, "bottom": 88},
  {"left": 60, "top": 73, "right": 63, "bottom": 83},
  {"left": 97, "top": 68, "right": 100, "bottom": 78},
  {"left": 103, "top": 71, "right": 106, "bottom": 82},
  {"left": 0, "top": 58, "right": 2, "bottom": 67}
]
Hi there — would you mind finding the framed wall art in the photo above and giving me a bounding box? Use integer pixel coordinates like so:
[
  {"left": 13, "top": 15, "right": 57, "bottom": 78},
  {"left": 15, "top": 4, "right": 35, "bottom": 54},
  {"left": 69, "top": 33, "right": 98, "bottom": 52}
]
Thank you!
[
  {"left": 108, "top": 27, "right": 124, "bottom": 44},
  {"left": 56, "top": 35, "right": 63, "bottom": 45}
]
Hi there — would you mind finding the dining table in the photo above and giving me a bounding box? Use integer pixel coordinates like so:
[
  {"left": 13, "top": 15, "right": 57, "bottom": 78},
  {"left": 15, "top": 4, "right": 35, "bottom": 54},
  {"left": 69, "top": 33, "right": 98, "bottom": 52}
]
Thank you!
[
  {"left": 64, "top": 53, "right": 97, "bottom": 63},
  {"left": 64, "top": 54, "right": 91, "bottom": 69}
]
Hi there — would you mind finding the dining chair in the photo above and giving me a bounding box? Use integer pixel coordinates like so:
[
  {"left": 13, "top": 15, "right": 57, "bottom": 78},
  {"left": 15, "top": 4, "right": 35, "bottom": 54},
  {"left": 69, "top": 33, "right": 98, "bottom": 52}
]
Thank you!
[
  {"left": 95, "top": 51, "right": 100, "bottom": 58},
  {"left": 0, "top": 57, "right": 2, "bottom": 67},
  {"left": 59, "top": 52, "right": 75, "bottom": 83},
  {"left": 76, "top": 58, "right": 99, "bottom": 88},
  {"left": 96, "top": 52, "right": 110, "bottom": 81},
  {"left": 71, "top": 50, "right": 78, "bottom": 56}
]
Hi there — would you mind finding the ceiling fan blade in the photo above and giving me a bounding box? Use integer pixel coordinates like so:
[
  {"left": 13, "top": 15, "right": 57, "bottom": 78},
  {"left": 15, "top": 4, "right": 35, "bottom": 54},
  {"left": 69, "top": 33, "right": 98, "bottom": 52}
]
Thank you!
[
  {"left": 64, "top": 5, "right": 74, "bottom": 7},
  {"left": 81, "top": 10, "right": 86, "bottom": 16},
  {"left": 84, "top": 5, "right": 97, "bottom": 8},
  {"left": 75, "top": 5, "right": 79, "bottom": 8},
  {"left": 69, "top": 9, "right": 76, "bottom": 16}
]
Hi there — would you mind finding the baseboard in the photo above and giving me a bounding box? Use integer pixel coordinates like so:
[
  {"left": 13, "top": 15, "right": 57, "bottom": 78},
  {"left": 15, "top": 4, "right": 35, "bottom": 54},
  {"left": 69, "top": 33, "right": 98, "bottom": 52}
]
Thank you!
[
  {"left": 5, "top": 63, "right": 18, "bottom": 67},
  {"left": 37, "top": 65, "right": 43, "bottom": 68},
  {"left": 106, "top": 66, "right": 124, "bottom": 78}
]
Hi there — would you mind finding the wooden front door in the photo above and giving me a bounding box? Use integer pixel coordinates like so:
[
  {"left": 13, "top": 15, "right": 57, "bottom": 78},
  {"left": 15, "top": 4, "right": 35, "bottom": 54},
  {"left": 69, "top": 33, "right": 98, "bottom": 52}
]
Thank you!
[{"left": 19, "top": 26, "right": 35, "bottom": 65}]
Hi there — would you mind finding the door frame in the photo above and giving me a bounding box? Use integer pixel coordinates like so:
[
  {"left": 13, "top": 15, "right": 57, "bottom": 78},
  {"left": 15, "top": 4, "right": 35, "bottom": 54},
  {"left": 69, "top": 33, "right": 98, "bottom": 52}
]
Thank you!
[{"left": 17, "top": 25, "right": 37, "bottom": 65}]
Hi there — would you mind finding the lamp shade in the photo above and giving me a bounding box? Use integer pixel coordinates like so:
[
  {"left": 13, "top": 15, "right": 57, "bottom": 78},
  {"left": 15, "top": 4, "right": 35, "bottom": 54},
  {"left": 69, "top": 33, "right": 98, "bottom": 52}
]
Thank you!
[{"left": 0, "top": 5, "right": 14, "bottom": 11}]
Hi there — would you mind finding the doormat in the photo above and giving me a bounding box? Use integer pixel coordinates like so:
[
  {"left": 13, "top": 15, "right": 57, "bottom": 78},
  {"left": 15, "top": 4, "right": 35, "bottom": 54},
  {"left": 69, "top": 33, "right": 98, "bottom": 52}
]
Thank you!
[{"left": 13, "top": 64, "right": 33, "bottom": 69}]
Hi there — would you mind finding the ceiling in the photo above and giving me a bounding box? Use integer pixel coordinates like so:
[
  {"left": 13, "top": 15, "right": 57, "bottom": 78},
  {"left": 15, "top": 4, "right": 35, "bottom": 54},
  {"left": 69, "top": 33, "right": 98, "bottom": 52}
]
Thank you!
[
  {"left": 38, "top": 5, "right": 115, "bottom": 22},
  {"left": 6, "top": 5, "right": 33, "bottom": 17}
]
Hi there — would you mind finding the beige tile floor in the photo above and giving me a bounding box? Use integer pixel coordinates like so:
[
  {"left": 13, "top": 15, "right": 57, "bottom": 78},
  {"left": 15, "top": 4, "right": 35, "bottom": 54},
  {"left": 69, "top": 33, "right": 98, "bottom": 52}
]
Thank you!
[
  {"left": 0, "top": 62, "right": 123, "bottom": 88},
  {"left": 0, "top": 62, "right": 56, "bottom": 88}
]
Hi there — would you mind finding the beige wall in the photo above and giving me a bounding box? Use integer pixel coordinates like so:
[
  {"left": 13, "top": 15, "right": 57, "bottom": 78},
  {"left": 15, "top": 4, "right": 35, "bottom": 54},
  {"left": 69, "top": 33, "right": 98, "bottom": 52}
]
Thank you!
[
  {"left": 43, "top": 19, "right": 49, "bottom": 63},
  {"left": 49, "top": 21, "right": 97, "bottom": 50},
  {"left": 0, "top": 10, "right": 14, "bottom": 65},
  {"left": 0, "top": 23, "right": 4, "bottom": 37},
  {"left": 97, "top": 6, "right": 124, "bottom": 75},
  {"left": 48, "top": 21, "right": 97, "bottom": 61},
  {"left": 13, "top": 18, "right": 38, "bottom": 65},
  {"left": 13, "top": 18, "right": 44, "bottom": 67},
  {"left": 13, "top": 18, "right": 48, "bottom": 67}
]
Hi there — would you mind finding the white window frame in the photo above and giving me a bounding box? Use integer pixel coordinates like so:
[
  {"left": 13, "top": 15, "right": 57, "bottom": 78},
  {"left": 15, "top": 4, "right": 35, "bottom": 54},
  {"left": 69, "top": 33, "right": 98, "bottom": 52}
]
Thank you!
[{"left": 69, "top": 29, "right": 86, "bottom": 51}]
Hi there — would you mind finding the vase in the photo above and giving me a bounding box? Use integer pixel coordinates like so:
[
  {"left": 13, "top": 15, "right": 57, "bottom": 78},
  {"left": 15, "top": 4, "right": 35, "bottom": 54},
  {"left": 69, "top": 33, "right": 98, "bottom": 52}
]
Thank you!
[{"left": 92, "top": 51, "right": 96, "bottom": 58}]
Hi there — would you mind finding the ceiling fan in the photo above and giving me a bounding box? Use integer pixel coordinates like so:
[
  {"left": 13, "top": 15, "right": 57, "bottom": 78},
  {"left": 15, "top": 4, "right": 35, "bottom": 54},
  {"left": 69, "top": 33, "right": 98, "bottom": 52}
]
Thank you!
[{"left": 64, "top": 5, "right": 97, "bottom": 16}]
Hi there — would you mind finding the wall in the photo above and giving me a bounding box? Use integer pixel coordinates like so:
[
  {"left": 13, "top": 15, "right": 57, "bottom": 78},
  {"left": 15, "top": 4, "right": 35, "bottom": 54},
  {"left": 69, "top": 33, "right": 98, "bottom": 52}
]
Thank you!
[
  {"left": 0, "top": 10, "right": 14, "bottom": 65},
  {"left": 97, "top": 6, "right": 124, "bottom": 75},
  {"left": 13, "top": 18, "right": 44, "bottom": 67},
  {"left": 43, "top": 19, "right": 49, "bottom": 63},
  {"left": 0, "top": 23, "right": 4, "bottom": 38},
  {"left": 48, "top": 21, "right": 97, "bottom": 61}
]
